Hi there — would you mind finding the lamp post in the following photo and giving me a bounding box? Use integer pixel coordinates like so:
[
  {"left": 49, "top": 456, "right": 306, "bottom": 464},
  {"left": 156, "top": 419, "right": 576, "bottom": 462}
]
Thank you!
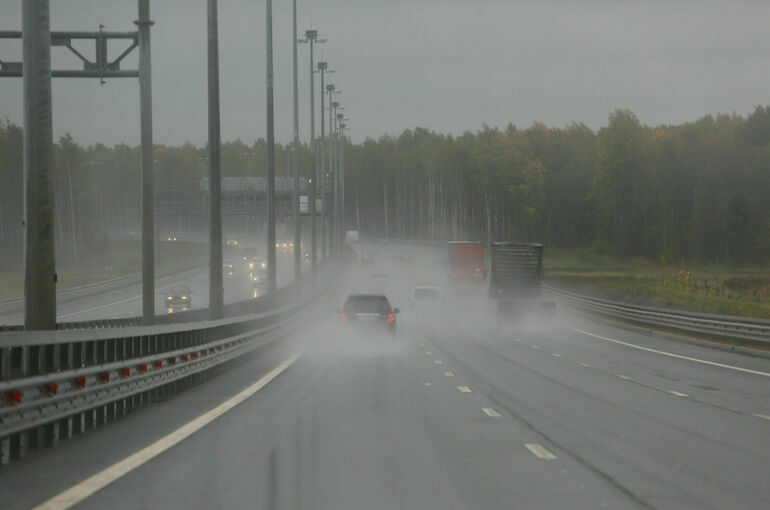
[
  {"left": 265, "top": 0, "right": 277, "bottom": 296},
  {"left": 291, "top": 0, "right": 301, "bottom": 298},
  {"left": 317, "top": 63, "right": 333, "bottom": 257},
  {"left": 299, "top": 30, "right": 325, "bottom": 290},
  {"left": 338, "top": 116, "right": 348, "bottom": 245},
  {"left": 326, "top": 85, "right": 337, "bottom": 254}
]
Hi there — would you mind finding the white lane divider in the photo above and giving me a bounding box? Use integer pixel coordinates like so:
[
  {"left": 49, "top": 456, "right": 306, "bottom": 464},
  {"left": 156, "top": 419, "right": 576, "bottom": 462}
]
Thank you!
[
  {"left": 552, "top": 353, "right": 562, "bottom": 358},
  {"left": 615, "top": 375, "right": 631, "bottom": 381},
  {"left": 580, "top": 363, "right": 591, "bottom": 368},
  {"left": 32, "top": 353, "right": 301, "bottom": 510},
  {"left": 482, "top": 407, "right": 501, "bottom": 417},
  {"left": 525, "top": 443, "right": 557, "bottom": 460},
  {"left": 531, "top": 345, "right": 540, "bottom": 350},
  {"left": 444, "top": 371, "right": 455, "bottom": 377},
  {"left": 575, "top": 329, "right": 770, "bottom": 378},
  {"left": 425, "top": 351, "right": 432, "bottom": 355},
  {"left": 753, "top": 414, "right": 770, "bottom": 421},
  {"left": 514, "top": 338, "right": 522, "bottom": 343},
  {"left": 457, "top": 386, "right": 472, "bottom": 393},
  {"left": 667, "top": 390, "right": 689, "bottom": 398},
  {"left": 434, "top": 360, "right": 443, "bottom": 365},
  {"left": 423, "top": 382, "right": 432, "bottom": 386}
]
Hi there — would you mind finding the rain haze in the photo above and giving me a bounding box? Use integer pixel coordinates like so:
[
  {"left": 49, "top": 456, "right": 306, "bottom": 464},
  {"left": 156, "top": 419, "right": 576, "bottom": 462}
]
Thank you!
[
  {"left": 1, "top": 1, "right": 769, "bottom": 144},
  {"left": 1, "top": 2, "right": 770, "bottom": 509}
]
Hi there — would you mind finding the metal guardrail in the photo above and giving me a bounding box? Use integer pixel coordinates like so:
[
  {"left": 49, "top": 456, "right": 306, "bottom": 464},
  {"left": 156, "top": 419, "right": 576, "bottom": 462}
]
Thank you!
[
  {"left": 544, "top": 285, "right": 770, "bottom": 346},
  {"left": 0, "top": 254, "right": 347, "bottom": 465}
]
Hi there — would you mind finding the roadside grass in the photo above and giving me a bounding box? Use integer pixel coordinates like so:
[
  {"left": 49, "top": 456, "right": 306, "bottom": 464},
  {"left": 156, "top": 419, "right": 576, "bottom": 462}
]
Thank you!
[
  {"left": 0, "top": 240, "right": 208, "bottom": 301},
  {"left": 545, "top": 248, "right": 770, "bottom": 319}
]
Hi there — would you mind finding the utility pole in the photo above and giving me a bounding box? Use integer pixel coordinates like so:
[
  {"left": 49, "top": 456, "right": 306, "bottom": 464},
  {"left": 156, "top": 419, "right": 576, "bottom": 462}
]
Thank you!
[
  {"left": 299, "top": 30, "right": 323, "bottom": 290},
  {"left": 265, "top": 0, "right": 277, "bottom": 296},
  {"left": 339, "top": 118, "right": 347, "bottom": 246},
  {"left": 207, "top": 0, "right": 223, "bottom": 318},
  {"left": 22, "top": 0, "right": 56, "bottom": 330},
  {"left": 317, "top": 63, "right": 333, "bottom": 258},
  {"left": 137, "top": 0, "right": 155, "bottom": 324},
  {"left": 330, "top": 101, "right": 341, "bottom": 252},
  {"left": 327, "top": 88, "right": 336, "bottom": 254},
  {"left": 291, "top": 0, "right": 301, "bottom": 299}
]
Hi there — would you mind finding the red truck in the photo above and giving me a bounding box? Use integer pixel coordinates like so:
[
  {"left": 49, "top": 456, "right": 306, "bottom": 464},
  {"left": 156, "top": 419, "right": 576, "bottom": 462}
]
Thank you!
[{"left": 448, "top": 241, "right": 485, "bottom": 282}]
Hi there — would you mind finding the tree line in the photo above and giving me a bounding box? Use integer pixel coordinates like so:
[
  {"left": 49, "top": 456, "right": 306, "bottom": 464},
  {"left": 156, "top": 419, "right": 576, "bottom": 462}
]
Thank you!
[{"left": 1, "top": 106, "right": 768, "bottom": 268}]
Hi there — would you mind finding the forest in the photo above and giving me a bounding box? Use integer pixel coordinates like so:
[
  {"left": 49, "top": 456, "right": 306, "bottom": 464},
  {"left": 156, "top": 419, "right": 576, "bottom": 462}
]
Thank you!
[{"left": 1, "top": 106, "right": 769, "bottom": 269}]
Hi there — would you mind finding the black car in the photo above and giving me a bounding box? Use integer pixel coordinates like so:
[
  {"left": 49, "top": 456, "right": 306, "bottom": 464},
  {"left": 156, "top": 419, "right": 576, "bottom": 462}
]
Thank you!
[{"left": 339, "top": 294, "right": 399, "bottom": 336}]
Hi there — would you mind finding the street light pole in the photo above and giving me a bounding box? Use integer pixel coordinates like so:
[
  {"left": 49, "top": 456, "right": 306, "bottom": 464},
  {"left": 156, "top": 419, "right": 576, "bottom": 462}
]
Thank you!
[
  {"left": 291, "top": 0, "right": 301, "bottom": 299},
  {"left": 327, "top": 91, "right": 337, "bottom": 254},
  {"left": 207, "top": 0, "right": 223, "bottom": 318},
  {"left": 299, "top": 30, "right": 322, "bottom": 290},
  {"left": 317, "top": 63, "right": 333, "bottom": 257},
  {"left": 265, "top": 0, "right": 277, "bottom": 296},
  {"left": 22, "top": 0, "right": 56, "bottom": 330},
  {"left": 339, "top": 117, "right": 347, "bottom": 246}
]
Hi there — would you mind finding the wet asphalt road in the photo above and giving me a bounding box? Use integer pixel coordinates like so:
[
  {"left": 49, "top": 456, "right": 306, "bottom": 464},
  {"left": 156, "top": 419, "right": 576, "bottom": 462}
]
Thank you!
[{"left": 2, "top": 242, "right": 769, "bottom": 509}]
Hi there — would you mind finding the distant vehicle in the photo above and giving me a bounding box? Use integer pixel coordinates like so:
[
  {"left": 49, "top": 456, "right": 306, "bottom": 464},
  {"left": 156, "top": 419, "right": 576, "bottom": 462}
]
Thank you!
[
  {"left": 247, "top": 257, "right": 267, "bottom": 271},
  {"left": 252, "top": 270, "right": 268, "bottom": 289},
  {"left": 304, "top": 251, "right": 311, "bottom": 263},
  {"left": 345, "top": 230, "right": 359, "bottom": 243},
  {"left": 338, "top": 294, "right": 399, "bottom": 336},
  {"left": 409, "top": 285, "right": 443, "bottom": 309},
  {"left": 165, "top": 285, "right": 192, "bottom": 312},
  {"left": 223, "top": 263, "right": 235, "bottom": 278},
  {"left": 448, "top": 241, "right": 485, "bottom": 282},
  {"left": 225, "top": 237, "right": 239, "bottom": 247},
  {"left": 166, "top": 234, "right": 178, "bottom": 242},
  {"left": 488, "top": 242, "right": 555, "bottom": 320},
  {"left": 241, "top": 247, "right": 258, "bottom": 263}
]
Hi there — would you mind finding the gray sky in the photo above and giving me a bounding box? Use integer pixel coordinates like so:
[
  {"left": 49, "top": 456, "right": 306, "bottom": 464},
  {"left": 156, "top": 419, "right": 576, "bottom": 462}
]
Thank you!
[{"left": 1, "top": 0, "right": 769, "bottom": 146}]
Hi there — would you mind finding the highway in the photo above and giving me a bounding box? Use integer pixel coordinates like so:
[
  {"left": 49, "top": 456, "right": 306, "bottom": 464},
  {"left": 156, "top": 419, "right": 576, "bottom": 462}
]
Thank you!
[
  {"left": 2, "top": 242, "right": 769, "bottom": 509},
  {"left": 0, "top": 247, "right": 303, "bottom": 325}
]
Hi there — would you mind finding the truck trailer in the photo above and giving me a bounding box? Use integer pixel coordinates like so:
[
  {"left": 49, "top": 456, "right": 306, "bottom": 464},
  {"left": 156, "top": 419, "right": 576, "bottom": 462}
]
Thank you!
[
  {"left": 488, "top": 242, "right": 555, "bottom": 320},
  {"left": 448, "top": 241, "right": 485, "bottom": 282}
]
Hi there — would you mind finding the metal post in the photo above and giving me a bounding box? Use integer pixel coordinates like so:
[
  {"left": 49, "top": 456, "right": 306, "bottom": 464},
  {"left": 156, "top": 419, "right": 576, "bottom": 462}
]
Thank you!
[
  {"left": 327, "top": 90, "right": 335, "bottom": 255},
  {"left": 291, "top": 0, "right": 301, "bottom": 298},
  {"left": 22, "top": 0, "right": 56, "bottom": 330},
  {"left": 207, "top": 0, "right": 223, "bottom": 318},
  {"left": 340, "top": 123, "right": 346, "bottom": 245},
  {"left": 266, "top": 0, "right": 277, "bottom": 296},
  {"left": 136, "top": 0, "right": 154, "bottom": 324},
  {"left": 318, "top": 64, "right": 327, "bottom": 258},
  {"left": 305, "top": 30, "right": 318, "bottom": 290}
]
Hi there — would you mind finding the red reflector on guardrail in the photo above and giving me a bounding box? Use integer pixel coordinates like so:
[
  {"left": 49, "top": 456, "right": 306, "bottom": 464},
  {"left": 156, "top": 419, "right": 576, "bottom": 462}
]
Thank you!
[
  {"left": 101, "top": 372, "right": 110, "bottom": 383},
  {"left": 45, "top": 383, "right": 58, "bottom": 396},
  {"left": 120, "top": 368, "right": 131, "bottom": 378},
  {"left": 74, "top": 377, "right": 86, "bottom": 389},
  {"left": 192, "top": 352, "right": 199, "bottom": 359},
  {"left": 155, "top": 361, "right": 163, "bottom": 369},
  {"left": 182, "top": 354, "right": 189, "bottom": 361},
  {"left": 6, "top": 390, "right": 22, "bottom": 405},
  {"left": 169, "top": 358, "right": 176, "bottom": 365},
  {"left": 139, "top": 364, "right": 148, "bottom": 373}
]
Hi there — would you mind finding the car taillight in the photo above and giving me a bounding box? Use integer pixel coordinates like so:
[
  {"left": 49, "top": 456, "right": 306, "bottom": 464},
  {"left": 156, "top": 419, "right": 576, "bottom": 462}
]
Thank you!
[
  {"left": 387, "top": 313, "right": 395, "bottom": 324},
  {"left": 340, "top": 313, "right": 347, "bottom": 323}
]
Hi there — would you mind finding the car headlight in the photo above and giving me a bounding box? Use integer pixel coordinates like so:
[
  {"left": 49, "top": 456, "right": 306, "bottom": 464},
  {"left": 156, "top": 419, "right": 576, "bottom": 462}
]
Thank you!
[
  {"left": 166, "top": 297, "right": 172, "bottom": 301},
  {"left": 261, "top": 262, "right": 267, "bottom": 269},
  {"left": 182, "top": 296, "right": 188, "bottom": 300}
]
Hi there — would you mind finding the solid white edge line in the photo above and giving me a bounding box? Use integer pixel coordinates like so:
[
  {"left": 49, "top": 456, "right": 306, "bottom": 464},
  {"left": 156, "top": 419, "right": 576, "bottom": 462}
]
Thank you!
[
  {"left": 482, "top": 407, "right": 501, "bottom": 417},
  {"left": 667, "top": 390, "right": 689, "bottom": 398},
  {"left": 753, "top": 413, "right": 770, "bottom": 421},
  {"left": 574, "top": 329, "right": 770, "bottom": 378},
  {"left": 444, "top": 371, "right": 455, "bottom": 377},
  {"left": 525, "top": 443, "right": 557, "bottom": 460},
  {"left": 32, "top": 353, "right": 302, "bottom": 510},
  {"left": 457, "top": 386, "right": 472, "bottom": 393}
]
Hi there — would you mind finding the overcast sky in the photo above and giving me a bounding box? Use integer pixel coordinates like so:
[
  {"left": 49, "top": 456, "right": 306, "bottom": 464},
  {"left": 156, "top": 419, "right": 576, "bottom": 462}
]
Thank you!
[{"left": 1, "top": 1, "right": 769, "bottom": 146}]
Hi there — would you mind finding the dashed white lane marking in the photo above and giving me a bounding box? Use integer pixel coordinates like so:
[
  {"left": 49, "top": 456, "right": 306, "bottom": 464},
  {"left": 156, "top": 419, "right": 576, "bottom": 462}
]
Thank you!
[
  {"left": 425, "top": 351, "right": 432, "bottom": 355},
  {"left": 514, "top": 338, "right": 522, "bottom": 343},
  {"left": 457, "top": 386, "right": 472, "bottom": 393},
  {"left": 444, "top": 371, "right": 455, "bottom": 377},
  {"left": 531, "top": 345, "right": 540, "bottom": 349},
  {"left": 580, "top": 363, "right": 591, "bottom": 368},
  {"left": 753, "top": 413, "right": 770, "bottom": 421},
  {"left": 434, "top": 360, "right": 443, "bottom": 365},
  {"left": 482, "top": 407, "right": 501, "bottom": 417},
  {"left": 575, "top": 329, "right": 770, "bottom": 378},
  {"left": 32, "top": 353, "right": 301, "bottom": 510},
  {"left": 615, "top": 375, "right": 631, "bottom": 381},
  {"left": 423, "top": 382, "right": 432, "bottom": 386},
  {"left": 552, "top": 353, "right": 562, "bottom": 358},
  {"left": 525, "top": 443, "right": 557, "bottom": 460},
  {"left": 419, "top": 344, "right": 425, "bottom": 348},
  {"left": 667, "top": 391, "right": 689, "bottom": 398}
]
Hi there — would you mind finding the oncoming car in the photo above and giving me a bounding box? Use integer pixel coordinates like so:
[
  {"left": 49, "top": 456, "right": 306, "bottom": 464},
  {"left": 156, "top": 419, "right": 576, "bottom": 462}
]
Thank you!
[
  {"left": 338, "top": 294, "right": 399, "bottom": 337},
  {"left": 165, "top": 285, "right": 192, "bottom": 313}
]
